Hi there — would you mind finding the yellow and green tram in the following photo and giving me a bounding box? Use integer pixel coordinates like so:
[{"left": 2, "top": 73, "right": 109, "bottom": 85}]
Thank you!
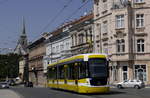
[{"left": 47, "top": 53, "right": 109, "bottom": 93}]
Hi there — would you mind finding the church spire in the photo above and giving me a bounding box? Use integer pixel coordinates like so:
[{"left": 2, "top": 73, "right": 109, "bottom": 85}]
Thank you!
[
  {"left": 14, "top": 17, "right": 28, "bottom": 55},
  {"left": 21, "top": 17, "right": 26, "bottom": 36}
]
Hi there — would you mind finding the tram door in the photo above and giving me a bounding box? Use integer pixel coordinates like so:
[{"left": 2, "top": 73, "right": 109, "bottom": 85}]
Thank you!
[
  {"left": 64, "top": 65, "right": 68, "bottom": 84},
  {"left": 74, "top": 63, "right": 79, "bottom": 91}
]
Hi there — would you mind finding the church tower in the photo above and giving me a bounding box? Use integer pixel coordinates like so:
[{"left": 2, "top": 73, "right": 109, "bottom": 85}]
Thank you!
[{"left": 14, "top": 19, "right": 28, "bottom": 55}]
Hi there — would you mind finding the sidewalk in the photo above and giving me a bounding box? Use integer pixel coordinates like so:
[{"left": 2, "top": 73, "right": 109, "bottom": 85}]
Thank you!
[{"left": 0, "top": 89, "right": 21, "bottom": 98}]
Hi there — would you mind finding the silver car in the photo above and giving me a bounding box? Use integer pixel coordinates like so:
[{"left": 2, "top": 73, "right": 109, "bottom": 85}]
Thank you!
[
  {"left": 116, "top": 79, "right": 145, "bottom": 89},
  {"left": 0, "top": 82, "right": 9, "bottom": 88}
]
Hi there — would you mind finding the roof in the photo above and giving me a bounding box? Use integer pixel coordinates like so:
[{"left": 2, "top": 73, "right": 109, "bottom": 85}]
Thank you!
[
  {"left": 45, "top": 13, "right": 94, "bottom": 42},
  {"left": 48, "top": 53, "right": 107, "bottom": 67},
  {"left": 28, "top": 37, "right": 45, "bottom": 49}
]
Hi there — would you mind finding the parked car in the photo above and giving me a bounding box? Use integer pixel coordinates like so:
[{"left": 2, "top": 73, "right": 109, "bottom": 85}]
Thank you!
[
  {"left": 6, "top": 79, "right": 15, "bottom": 86},
  {"left": 116, "top": 79, "right": 145, "bottom": 89},
  {"left": 0, "top": 82, "right": 9, "bottom": 88}
]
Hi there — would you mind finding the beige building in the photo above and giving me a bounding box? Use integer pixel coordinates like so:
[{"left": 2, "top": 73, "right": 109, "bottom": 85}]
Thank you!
[
  {"left": 28, "top": 37, "right": 46, "bottom": 87},
  {"left": 18, "top": 59, "right": 25, "bottom": 81},
  {"left": 93, "top": 0, "right": 150, "bottom": 85}
]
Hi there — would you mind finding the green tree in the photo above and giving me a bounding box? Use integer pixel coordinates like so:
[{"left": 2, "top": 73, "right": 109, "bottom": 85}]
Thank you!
[{"left": 0, "top": 53, "right": 21, "bottom": 80}]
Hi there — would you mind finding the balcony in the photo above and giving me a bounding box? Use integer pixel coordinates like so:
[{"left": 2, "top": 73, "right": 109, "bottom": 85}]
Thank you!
[
  {"left": 102, "top": 36, "right": 108, "bottom": 41},
  {"left": 134, "top": 32, "right": 147, "bottom": 37}
]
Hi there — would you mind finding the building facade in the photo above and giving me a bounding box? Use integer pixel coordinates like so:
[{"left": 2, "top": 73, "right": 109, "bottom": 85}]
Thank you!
[
  {"left": 28, "top": 37, "right": 46, "bottom": 87},
  {"left": 70, "top": 13, "right": 94, "bottom": 55},
  {"left": 43, "top": 23, "right": 72, "bottom": 73},
  {"left": 18, "top": 59, "right": 25, "bottom": 81},
  {"left": 93, "top": 0, "right": 150, "bottom": 85}
]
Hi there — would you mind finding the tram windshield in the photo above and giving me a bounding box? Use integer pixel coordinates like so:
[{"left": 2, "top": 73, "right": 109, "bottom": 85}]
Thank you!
[{"left": 88, "top": 58, "right": 108, "bottom": 78}]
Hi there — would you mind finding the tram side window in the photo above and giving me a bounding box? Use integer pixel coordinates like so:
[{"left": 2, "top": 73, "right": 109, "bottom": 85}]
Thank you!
[
  {"left": 48, "top": 67, "right": 57, "bottom": 79},
  {"left": 67, "top": 63, "right": 74, "bottom": 79},
  {"left": 58, "top": 65, "right": 65, "bottom": 79},
  {"left": 67, "top": 63, "right": 79, "bottom": 79},
  {"left": 79, "top": 62, "right": 87, "bottom": 79}
]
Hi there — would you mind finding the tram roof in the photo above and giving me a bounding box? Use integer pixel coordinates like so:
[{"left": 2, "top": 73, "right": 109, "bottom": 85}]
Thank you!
[{"left": 48, "top": 53, "right": 107, "bottom": 67}]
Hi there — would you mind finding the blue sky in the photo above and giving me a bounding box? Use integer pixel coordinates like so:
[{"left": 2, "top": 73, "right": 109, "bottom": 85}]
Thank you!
[{"left": 0, "top": 0, "right": 93, "bottom": 50}]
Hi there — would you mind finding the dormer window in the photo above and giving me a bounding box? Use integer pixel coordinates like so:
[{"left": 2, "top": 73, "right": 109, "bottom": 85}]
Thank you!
[{"left": 62, "top": 26, "right": 69, "bottom": 32}]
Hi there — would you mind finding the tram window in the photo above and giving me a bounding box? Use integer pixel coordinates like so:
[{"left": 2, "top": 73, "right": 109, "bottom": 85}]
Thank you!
[
  {"left": 89, "top": 58, "right": 106, "bottom": 66},
  {"left": 58, "top": 65, "right": 65, "bottom": 79},
  {"left": 68, "top": 63, "right": 75, "bottom": 79},
  {"left": 67, "top": 63, "right": 79, "bottom": 79},
  {"left": 48, "top": 67, "right": 57, "bottom": 79},
  {"left": 67, "top": 64, "right": 72, "bottom": 79},
  {"left": 79, "top": 62, "right": 87, "bottom": 79}
]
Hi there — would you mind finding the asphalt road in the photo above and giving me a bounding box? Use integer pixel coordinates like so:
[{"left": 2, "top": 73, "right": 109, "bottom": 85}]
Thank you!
[
  {"left": 0, "top": 89, "right": 20, "bottom": 98},
  {"left": 8, "top": 87, "right": 150, "bottom": 98}
]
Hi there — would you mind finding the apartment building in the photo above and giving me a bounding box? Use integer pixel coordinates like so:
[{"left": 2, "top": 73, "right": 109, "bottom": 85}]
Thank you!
[
  {"left": 70, "top": 13, "right": 94, "bottom": 55},
  {"left": 93, "top": 0, "right": 150, "bottom": 85},
  {"left": 43, "top": 14, "right": 94, "bottom": 73},
  {"left": 43, "top": 23, "right": 72, "bottom": 71}
]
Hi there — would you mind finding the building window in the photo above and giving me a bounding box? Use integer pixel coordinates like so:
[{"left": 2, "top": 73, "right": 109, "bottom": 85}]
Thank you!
[
  {"left": 103, "top": 47, "right": 108, "bottom": 54},
  {"left": 78, "top": 34, "right": 84, "bottom": 45},
  {"left": 136, "top": 14, "right": 144, "bottom": 28},
  {"left": 123, "top": 66, "right": 128, "bottom": 81},
  {"left": 89, "top": 28, "right": 93, "bottom": 41},
  {"left": 103, "top": 0, "right": 107, "bottom": 12},
  {"left": 103, "top": 21, "right": 108, "bottom": 33},
  {"left": 75, "top": 34, "right": 77, "bottom": 46},
  {"left": 137, "top": 39, "right": 144, "bottom": 52},
  {"left": 116, "top": 39, "right": 125, "bottom": 52},
  {"left": 66, "top": 42, "right": 69, "bottom": 49},
  {"left": 60, "top": 44, "right": 64, "bottom": 51},
  {"left": 52, "top": 47, "right": 55, "bottom": 53},
  {"left": 116, "top": 15, "right": 124, "bottom": 28},
  {"left": 56, "top": 45, "right": 59, "bottom": 53},
  {"left": 103, "top": 43, "right": 108, "bottom": 54},
  {"left": 113, "top": 66, "right": 118, "bottom": 81},
  {"left": 85, "top": 30, "right": 88, "bottom": 42},
  {"left": 96, "top": 6, "right": 99, "bottom": 15},
  {"left": 135, "top": 0, "right": 144, "bottom": 3},
  {"left": 71, "top": 35, "right": 74, "bottom": 46},
  {"left": 94, "top": 0, "right": 99, "bottom": 16},
  {"left": 135, "top": 65, "right": 146, "bottom": 81}
]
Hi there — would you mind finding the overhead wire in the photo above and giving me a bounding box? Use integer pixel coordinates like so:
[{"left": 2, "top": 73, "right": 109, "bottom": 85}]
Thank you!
[
  {"left": 30, "top": 0, "right": 73, "bottom": 42},
  {"left": 31, "top": 0, "right": 92, "bottom": 42},
  {"left": 40, "top": 0, "right": 73, "bottom": 34},
  {"left": 61, "top": 0, "right": 91, "bottom": 24}
]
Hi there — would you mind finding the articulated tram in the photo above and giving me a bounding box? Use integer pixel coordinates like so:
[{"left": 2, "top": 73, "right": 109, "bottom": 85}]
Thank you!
[{"left": 47, "top": 53, "right": 109, "bottom": 93}]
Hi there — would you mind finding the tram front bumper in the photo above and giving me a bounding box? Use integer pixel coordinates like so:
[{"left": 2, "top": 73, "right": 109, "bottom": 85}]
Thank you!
[{"left": 78, "top": 86, "right": 110, "bottom": 93}]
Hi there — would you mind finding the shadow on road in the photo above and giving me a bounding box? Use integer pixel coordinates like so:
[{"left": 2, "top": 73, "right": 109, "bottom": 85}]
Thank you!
[
  {"left": 50, "top": 88, "right": 126, "bottom": 96},
  {"left": 82, "top": 91, "right": 126, "bottom": 96}
]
